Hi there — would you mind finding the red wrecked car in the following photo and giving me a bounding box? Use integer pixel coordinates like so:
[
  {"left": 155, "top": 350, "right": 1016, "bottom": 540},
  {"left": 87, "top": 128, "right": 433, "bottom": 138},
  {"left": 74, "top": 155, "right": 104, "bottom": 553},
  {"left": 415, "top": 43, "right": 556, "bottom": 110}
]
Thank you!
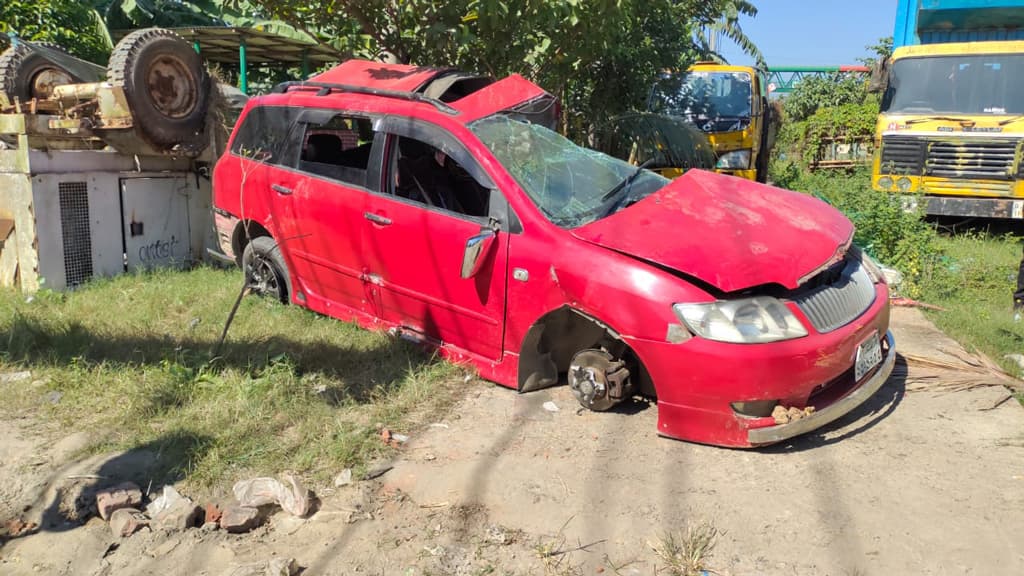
[{"left": 212, "top": 60, "right": 895, "bottom": 448}]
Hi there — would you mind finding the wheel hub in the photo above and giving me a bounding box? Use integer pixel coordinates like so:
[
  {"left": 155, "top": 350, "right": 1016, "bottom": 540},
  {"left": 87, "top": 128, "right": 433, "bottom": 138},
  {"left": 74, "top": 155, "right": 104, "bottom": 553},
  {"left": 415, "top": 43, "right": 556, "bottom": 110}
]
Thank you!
[
  {"left": 31, "top": 67, "right": 73, "bottom": 99},
  {"left": 146, "top": 55, "right": 197, "bottom": 118},
  {"left": 247, "top": 256, "right": 280, "bottom": 300},
  {"left": 568, "top": 349, "right": 631, "bottom": 412}
]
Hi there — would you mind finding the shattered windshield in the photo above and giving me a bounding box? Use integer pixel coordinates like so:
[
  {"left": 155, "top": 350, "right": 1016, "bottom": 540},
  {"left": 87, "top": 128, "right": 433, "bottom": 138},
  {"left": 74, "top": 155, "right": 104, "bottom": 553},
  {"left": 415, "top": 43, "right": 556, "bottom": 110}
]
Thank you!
[
  {"left": 649, "top": 71, "right": 753, "bottom": 133},
  {"left": 882, "top": 54, "right": 1024, "bottom": 115},
  {"left": 470, "top": 115, "right": 669, "bottom": 228}
]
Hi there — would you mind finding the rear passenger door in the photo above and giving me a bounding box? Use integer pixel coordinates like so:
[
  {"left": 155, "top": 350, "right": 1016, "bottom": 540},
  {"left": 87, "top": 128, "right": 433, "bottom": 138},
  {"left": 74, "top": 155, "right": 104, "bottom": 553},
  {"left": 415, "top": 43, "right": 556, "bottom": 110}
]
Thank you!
[{"left": 272, "top": 110, "right": 384, "bottom": 315}]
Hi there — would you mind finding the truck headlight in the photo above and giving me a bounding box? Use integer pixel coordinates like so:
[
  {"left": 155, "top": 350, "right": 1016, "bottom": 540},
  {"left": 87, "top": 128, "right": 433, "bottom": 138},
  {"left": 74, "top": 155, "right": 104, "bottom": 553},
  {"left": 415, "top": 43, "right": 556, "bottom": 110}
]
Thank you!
[
  {"left": 716, "top": 149, "right": 752, "bottom": 170},
  {"left": 673, "top": 297, "right": 808, "bottom": 344}
]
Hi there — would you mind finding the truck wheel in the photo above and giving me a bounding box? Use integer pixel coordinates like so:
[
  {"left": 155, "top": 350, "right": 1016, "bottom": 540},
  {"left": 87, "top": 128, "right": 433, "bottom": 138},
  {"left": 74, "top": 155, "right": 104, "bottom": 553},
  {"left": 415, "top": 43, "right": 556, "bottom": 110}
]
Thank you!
[
  {"left": 107, "top": 28, "right": 211, "bottom": 152},
  {"left": 0, "top": 43, "right": 79, "bottom": 102}
]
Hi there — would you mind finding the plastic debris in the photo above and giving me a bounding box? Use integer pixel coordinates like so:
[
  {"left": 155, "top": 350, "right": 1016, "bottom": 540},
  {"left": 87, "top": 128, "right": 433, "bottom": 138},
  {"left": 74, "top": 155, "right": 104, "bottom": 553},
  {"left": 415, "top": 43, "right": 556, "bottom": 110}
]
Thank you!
[
  {"left": 232, "top": 474, "right": 311, "bottom": 518},
  {"left": 542, "top": 401, "right": 559, "bottom": 412}
]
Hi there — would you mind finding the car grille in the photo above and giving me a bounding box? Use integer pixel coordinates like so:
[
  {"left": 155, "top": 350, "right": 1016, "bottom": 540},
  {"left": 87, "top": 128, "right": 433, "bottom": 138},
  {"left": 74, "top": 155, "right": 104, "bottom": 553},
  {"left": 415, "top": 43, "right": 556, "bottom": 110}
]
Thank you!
[
  {"left": 925, "top": 139, "right": 1017, "bottom": 180},
  {"left": 792, "top": 259, "right": 876, "bottom": 334},
  {"left": 880, "top": 136, "right": 925, "bottom": 174}
]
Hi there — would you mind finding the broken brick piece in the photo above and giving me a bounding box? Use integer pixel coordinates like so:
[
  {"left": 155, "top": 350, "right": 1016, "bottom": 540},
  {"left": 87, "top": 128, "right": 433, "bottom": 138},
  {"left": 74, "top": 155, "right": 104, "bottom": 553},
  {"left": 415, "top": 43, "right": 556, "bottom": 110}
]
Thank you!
[
  {"left": 204, "top": 503, "right": 223, "bottom": 525},
  {"left": 109, "top": 507, "right": 148, "bottom": 538},
  {"left": 220, "top": 505, "right": 261, "bottom": 533},
  {"left": 96, "top": 482, "right": 143, "bottom": 521}
]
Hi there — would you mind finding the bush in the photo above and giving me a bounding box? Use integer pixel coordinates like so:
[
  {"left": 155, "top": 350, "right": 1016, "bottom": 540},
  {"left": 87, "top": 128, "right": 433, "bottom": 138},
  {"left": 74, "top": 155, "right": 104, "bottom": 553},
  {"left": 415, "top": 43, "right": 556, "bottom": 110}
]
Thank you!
[{"left": 776, "top": 166, "right": 942, "bottom": 298}]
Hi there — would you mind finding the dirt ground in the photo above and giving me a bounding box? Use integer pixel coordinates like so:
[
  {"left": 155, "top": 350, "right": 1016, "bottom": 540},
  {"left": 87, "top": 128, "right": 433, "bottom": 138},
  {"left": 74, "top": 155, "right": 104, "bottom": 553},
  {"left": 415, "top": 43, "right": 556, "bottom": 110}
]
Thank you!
[{"left": 1, "top": 307, "right": 1023, "bottom": 576}]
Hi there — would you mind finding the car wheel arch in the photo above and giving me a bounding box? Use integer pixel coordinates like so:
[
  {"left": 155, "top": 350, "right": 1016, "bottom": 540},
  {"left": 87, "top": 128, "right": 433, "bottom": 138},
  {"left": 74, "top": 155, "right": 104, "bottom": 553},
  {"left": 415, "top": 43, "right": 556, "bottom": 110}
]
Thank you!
[
  {"left": 232, "top": 219, "right": 272, "bottom": 266},
  {"left": 516, "top": 305, "right": 654, "bottom": 397}
]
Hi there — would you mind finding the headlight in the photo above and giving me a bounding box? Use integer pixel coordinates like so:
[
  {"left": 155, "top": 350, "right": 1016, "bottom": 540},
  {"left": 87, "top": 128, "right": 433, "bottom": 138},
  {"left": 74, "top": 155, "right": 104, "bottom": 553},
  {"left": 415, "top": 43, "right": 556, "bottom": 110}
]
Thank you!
[
  {"left": 896, "top": 177, "right": 912, "bottom": 192},
  {"left": 878, "top": 176, "right": 894, "bottom": 190},
  {"left": 673, "top": 297, "right": 808, "bottom": 344},
  {"left": 715, "top": 149, "right": 751, "bottom": 170}
]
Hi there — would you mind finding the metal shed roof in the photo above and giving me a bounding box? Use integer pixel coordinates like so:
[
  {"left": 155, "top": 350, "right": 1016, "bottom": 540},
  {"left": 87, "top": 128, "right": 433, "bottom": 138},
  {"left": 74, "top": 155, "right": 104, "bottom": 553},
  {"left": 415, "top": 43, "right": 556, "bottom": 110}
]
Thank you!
[{"left": 112, "top": 26, "right": 342, "bottom": 65}]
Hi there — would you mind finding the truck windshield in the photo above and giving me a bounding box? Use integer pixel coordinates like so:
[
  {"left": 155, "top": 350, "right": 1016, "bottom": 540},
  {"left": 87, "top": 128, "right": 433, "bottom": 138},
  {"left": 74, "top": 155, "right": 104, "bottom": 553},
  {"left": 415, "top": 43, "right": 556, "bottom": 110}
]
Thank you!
[
  {"left": 882, "top": 54, "right": 1024, "bottom": 115},
  {"left": 470, "top": 115, "right": 669, "bottom": 228},
  {"left": 649, "top": 71, "right": 753, "bottom": 133}
]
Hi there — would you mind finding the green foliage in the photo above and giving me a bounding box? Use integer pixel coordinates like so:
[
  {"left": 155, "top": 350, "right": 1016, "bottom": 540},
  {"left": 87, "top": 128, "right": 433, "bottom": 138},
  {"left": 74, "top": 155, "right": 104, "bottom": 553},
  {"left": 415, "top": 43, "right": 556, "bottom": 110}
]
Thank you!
[
  {"left": 859, "top": 36, "right": 893, "bottom": 66},
  {"left": 695, "top": 0, "right": 764, "bottom": 69},
  {"left": 777, "top": 98, "right": 879, "bottom": 167},
  {"left": 783, "top": 74, "right": 870, "bottom": 123},
  {"left": 773, "top": 167, "right": 941, "bottom": 298},
  {"left": 0, "top": 0, "right": 111, "bottom": 62},
  {"left": 246, "top": 0, "right": 760, "bottom": 137}
]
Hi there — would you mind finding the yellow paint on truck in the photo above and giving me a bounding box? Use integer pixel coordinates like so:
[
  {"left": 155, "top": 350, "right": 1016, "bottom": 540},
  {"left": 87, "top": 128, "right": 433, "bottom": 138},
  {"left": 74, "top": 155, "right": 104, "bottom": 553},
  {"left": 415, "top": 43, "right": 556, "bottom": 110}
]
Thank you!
[{"left": 650, "top": 62, "right": 773, "bottom": 182}]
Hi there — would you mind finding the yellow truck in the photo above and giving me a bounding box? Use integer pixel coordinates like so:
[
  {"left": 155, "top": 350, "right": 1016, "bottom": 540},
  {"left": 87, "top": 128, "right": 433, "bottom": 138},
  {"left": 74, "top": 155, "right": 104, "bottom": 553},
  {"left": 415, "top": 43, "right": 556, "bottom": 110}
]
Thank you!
[
  {"left": 873, "top": 0, "right": 1024, "bottom": 219},
  {"left": 649, "top": 62, "right": 775, "bottom": 182}
]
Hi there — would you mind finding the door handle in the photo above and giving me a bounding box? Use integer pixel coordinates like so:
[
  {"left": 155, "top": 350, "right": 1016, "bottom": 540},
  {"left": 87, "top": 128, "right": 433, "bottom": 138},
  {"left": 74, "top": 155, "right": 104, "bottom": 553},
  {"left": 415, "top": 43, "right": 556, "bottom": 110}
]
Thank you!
[
  {"left": 271, "top": 184, "right": 293, "bottom": 195},
  {"left": 364, "top": 212, "right": 392, "bottom": 226}
]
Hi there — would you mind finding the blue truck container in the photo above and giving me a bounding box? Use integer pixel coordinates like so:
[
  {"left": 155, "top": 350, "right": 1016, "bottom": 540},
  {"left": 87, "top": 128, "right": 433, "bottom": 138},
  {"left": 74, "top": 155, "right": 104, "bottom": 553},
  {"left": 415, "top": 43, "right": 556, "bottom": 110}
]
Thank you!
[{"left": 894, "top": 0, "right": 1024, "bottom": 47}]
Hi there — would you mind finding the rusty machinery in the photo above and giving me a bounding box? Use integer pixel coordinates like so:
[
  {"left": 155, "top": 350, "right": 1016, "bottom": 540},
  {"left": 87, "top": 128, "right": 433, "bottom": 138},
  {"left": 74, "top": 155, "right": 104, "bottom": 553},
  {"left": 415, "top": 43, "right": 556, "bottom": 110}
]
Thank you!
[{"left": 0, "top": 29, "right": 220, "bottom": 291}]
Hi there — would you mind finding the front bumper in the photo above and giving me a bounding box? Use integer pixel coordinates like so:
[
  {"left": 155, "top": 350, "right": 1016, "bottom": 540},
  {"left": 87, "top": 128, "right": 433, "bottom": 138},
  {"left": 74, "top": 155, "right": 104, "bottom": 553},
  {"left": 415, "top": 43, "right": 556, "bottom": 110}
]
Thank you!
[
  {"left": 903, "top": 194, "right": 1024, "bottom": 219},
  {"left": 626, "top": 284, "right": 892, "bottom": 447},
  {"left": 746, "top": 330, "right": 895, "bottom": 445}
]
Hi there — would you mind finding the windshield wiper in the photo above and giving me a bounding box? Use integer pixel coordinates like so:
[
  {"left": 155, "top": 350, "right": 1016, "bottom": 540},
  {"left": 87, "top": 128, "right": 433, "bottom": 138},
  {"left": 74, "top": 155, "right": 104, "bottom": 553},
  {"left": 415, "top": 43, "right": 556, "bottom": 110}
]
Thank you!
[
  {"left": 598, "top": 158, "right": 656, "bottom": 218},
  {"left": 903, "top": 115, "right": 971, "bottom": 125},
  {"left": 998, "top": 115, "right": 1024, "bottom": 126}
]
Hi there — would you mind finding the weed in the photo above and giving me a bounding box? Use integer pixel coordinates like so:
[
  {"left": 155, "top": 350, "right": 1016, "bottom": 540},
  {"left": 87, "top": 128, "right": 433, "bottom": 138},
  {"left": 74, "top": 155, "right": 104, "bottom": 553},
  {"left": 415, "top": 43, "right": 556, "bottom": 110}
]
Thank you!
[
  {"left": 773, "top": 166, "right": 943, "bottom": 298},
  {"left": 650, "top": 520, "right": 720, "bottom": 576}
]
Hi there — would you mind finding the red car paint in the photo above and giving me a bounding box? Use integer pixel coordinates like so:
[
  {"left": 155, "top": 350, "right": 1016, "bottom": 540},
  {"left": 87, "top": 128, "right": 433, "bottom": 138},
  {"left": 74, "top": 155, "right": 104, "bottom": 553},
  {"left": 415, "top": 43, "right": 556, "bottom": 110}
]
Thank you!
[
  {"left": 213, "top": 60, "right": 893, "bottom": 448},
  {"left": 573, "top": 170, "right": 854, "bottom": 292}
]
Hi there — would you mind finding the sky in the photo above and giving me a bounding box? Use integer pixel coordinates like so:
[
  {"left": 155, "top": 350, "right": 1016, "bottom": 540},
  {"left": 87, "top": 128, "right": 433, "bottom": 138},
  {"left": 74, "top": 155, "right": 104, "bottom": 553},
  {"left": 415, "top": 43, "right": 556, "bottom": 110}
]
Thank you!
[{"left": 718, "top": 0, "right": 898, "bottom": 67}]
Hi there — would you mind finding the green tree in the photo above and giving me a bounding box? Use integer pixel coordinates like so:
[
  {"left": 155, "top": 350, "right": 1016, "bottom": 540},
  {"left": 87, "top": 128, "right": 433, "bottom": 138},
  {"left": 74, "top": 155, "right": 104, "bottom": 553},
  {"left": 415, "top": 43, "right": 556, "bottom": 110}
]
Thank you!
[
  {"left": 0, "top": 0, "right": 111, "bottom": 62},
  {"left": 695, "top": 0, "right": 764, "bottom": 69},
  {"left": 245, "top": 0, "right": 757, "bottom": 136}
]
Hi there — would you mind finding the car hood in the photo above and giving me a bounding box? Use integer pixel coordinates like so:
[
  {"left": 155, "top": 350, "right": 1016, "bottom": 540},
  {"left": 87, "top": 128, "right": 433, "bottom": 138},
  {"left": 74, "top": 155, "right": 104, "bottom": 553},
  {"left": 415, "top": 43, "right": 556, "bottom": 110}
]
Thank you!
[{"left": 571, "top": 170, "right": 854, "bottom": 293}]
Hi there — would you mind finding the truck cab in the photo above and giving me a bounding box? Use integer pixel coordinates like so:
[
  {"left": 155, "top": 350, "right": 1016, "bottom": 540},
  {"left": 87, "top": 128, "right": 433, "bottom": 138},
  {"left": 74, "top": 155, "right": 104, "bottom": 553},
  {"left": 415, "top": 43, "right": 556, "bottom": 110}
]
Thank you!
[
  {"left": 873, "top": 0, "right": 1024, "bottom": 219},
  {"left": 648, "top": 62, "right": 774, "bottom": 182}
]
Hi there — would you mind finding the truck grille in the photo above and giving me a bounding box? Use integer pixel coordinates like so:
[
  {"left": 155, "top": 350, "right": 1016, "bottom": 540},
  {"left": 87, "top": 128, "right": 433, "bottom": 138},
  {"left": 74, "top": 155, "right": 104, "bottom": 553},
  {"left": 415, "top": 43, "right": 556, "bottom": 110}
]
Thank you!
[
  {"left": 792, "top": 259, "right": 876, "bottom": 334},
  {"left": 925, "top": 139, "right": 1017, "bottom": 180},
  {"left": 879, "top": 136, "right": 925, "bottom": 174}
]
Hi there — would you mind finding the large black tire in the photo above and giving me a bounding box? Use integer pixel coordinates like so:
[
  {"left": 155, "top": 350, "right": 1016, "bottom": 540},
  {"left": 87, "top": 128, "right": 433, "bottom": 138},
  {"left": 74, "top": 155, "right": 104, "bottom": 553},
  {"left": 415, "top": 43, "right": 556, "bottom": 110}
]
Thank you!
[
  {"left": 242, "top": 236, "right": 291, "bottom": 304},
  {"left": 108, "top": 28, "right": 211, "bottom": 151},
  {"left": 0, "top": 43, "right": 80, "bottom": 103}
]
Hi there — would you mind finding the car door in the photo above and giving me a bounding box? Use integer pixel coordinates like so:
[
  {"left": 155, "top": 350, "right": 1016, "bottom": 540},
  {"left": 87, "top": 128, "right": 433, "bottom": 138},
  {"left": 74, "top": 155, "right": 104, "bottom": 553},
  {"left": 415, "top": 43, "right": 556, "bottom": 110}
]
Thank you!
[
  {"left": 268, "top": 109, "right": 384, "bottom": 314},
  {"left": 361, "top": 118, "right": 511, "bottom": 361}
]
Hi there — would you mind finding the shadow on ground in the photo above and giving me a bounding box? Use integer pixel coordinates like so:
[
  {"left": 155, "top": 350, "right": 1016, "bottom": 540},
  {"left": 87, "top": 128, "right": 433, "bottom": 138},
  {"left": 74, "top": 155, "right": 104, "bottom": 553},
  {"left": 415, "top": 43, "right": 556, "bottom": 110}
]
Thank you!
[{"left": 0, "top": 431, "right": 213, "bottom": 549}]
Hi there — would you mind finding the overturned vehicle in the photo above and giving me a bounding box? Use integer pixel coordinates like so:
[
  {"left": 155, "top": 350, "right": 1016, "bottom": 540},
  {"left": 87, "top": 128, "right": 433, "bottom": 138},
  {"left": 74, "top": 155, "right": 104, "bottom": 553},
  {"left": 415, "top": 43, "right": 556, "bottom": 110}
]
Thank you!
[{"left": 212, "top": 60, "right": 895, "bottom": 448}]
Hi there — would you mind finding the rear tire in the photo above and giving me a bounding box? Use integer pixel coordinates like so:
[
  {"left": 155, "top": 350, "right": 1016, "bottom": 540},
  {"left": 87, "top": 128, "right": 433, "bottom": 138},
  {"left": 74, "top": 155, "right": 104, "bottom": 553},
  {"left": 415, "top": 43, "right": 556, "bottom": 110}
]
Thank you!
[
  {"left": 0, "top": 43, "right": 80, "bottom": 103},
  {"left": 242, "top": 236, "right": 291, "bottom": 304},
  {"left": 107, "top": 28, "right": 211, "bottom": 152}
]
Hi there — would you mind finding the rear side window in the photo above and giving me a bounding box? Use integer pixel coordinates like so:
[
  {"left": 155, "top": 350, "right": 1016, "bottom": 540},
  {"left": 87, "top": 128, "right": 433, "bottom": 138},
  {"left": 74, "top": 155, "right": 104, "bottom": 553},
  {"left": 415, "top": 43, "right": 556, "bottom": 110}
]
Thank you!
[
  {"left": 230, "top": 105, "right": 301, "bottom": 164},
  {"left": 296, "top": 114, "right": 376, "bottom": 188}
]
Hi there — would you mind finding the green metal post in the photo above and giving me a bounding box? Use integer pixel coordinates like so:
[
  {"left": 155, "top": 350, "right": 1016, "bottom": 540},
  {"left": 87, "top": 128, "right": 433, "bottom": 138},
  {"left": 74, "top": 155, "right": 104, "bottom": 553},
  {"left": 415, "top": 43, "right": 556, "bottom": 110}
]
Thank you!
[
  {"left": 239, "top": 38, "right": 248, "bottom": 94},
  {"left": 301, "top": 50, "right": 310, "bottom": 80}
]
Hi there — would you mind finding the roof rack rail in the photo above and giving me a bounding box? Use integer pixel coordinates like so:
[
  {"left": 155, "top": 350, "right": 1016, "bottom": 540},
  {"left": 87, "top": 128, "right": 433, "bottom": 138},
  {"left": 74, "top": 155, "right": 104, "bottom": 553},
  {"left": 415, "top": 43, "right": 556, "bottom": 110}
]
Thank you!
[{"left": 270, "top": 81, "right": 459, "bottom": 114}]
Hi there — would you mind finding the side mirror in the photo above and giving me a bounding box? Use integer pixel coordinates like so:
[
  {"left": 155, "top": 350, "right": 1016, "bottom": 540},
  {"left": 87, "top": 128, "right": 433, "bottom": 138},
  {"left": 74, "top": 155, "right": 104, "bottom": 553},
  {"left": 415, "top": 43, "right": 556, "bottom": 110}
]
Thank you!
[
  {"left": 868, "top": 58, "right": 890, "bottom": 94},
  {"left": 461, "top": 228, "right": 497, "bottom": 279}
]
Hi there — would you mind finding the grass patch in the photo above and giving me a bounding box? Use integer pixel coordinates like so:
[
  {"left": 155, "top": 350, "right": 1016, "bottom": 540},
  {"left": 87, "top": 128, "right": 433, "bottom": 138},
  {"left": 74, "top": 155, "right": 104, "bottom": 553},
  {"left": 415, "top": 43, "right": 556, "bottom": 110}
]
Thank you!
[
  {"left": 771, "top": 163, "right": 1023, "bottom": 392},
  {"left": 921, "top": 232, "right": 1024, "bottom": 379},
  {"left": 0, "top": 267, "right": 465, "bottom": 489}
]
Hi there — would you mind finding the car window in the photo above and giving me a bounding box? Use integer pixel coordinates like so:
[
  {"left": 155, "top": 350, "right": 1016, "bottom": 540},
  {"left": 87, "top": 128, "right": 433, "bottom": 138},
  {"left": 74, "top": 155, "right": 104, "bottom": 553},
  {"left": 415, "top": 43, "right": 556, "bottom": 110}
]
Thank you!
[
  {"left": 387, "top": 134, "right": 493, "bottom": 219},
  {"left": 295, "top": 114, "right": 376, "bottom": 188},
  {"left": 470, "top": 114, "right": 669, "bottom": 228},
  {"left": 230, "top": 105, "right": 301, "bottom": 164}
]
